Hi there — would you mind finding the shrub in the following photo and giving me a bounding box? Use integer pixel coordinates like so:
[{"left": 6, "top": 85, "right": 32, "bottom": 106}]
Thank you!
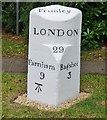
[
  {"left": 2, "top": 2, "right": 16, "bottom": 33},
  {"left": 2, "top": 2, "right": 107, "bottom": 50}
]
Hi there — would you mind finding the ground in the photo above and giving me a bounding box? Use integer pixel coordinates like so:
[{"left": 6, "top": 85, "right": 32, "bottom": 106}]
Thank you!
[
  {"left": 1, "top": 33, "right": 107, "bottom": 61},
  {"left": 2, "top": 73, "right": 106, "bottom": 118},
  {"left": 1, "top": 33, "right": 107, "bottom": 118},
  {"left": 2, "top": 33, "right": 28, "bottom": 58}
]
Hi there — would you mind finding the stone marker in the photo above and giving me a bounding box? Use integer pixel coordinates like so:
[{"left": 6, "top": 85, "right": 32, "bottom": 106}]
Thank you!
[{"left": 27, "top": 5, "right": 82, "bottom": 106}]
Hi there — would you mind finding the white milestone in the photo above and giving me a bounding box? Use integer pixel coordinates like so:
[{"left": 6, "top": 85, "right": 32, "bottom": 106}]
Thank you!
[{"left": 27, "top": 5, "right": 82, "bottom": 106}]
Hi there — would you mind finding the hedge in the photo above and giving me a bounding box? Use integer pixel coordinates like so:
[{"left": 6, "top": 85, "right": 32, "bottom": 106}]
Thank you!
[{"left": 2, "top": 2, "right": 107, "bottom": 50}]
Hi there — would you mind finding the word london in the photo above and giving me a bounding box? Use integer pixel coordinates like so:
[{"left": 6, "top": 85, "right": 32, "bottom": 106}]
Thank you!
[{"left": 33, "top": 28, "right": 79, "bottom": 37}]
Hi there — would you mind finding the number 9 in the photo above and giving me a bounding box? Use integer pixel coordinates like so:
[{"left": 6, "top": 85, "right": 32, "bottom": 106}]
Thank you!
[
  {"left": 59, "top": 46, "right": 64, "bottom": 53},
  {"left": 40, "top": 72, "right": 45, "bottom": 80}
]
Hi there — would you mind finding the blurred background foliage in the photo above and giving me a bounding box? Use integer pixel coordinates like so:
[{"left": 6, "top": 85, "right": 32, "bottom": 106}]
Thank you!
[{"left": 2, "top": 2, "right": 107, "bottom": 50}]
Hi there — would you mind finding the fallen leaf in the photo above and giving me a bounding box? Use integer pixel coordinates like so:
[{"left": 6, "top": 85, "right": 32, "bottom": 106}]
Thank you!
[{"left": 96, "top": 101, "right": 107, "bottom": 106}]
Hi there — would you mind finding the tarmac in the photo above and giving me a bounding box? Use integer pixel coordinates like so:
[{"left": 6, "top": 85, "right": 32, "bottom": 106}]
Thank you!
[{"left": 1, "top": 58, "right": 107, "bottom": 74}]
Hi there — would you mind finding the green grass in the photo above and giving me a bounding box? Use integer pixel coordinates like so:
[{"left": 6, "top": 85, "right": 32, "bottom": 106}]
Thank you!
[
  {"left": 0, "top": 74, "right": 2, "bottom": 119},
  {"left": 2, "top": 73, "right": 106, "bottom": 118},
  {"left": 2, "top": 33, "right": 107, "bottom": 61},
  {"left": 81, "top": 49, "right": 107, "bottom": 61},
  {"left": 2, "top": 34, "right": 28, "bottom": 58}
]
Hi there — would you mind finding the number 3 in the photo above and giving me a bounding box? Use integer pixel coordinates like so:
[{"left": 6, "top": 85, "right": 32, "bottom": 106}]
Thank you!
[{"left": 67, "top": 72, "right": 72, "bottom": 79}]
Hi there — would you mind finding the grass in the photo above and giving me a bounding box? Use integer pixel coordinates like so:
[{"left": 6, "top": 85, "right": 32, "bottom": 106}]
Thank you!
[
  {"left": 0, "top": 74, "right": 2, "bottom": 120},
  {"left": 2, "top": 73, "right": 106, "bottom": 118},
  {"left": 1, "top": 33, "right": 106, "bottom": 118},
  {"left": 2, "top": 34, "right": 28, "bottom": 58},
  {"left": 2, "top": 33, "right": 107, "bottom": 61},
  {"left": 81, "top": 49, "right": 107, "bottom": 61}
]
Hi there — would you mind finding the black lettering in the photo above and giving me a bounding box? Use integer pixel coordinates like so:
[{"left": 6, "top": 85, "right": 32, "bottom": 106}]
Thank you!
[
  {"left": 39, "top": 9, "right": 45, "bottom": 13},
  {"left": 63, "top": 65, "right": 67, "bottom": 70},
  {"left": 57, "top": 29, "right": 64, "bottom": 36},
  {"left": 35, "top": 82, "right": 43, "bottom": 93},
  {"left": 40, "top": 72, "right": 45, "bottom": 80},
  {"left": 34, "top": 28, "right": 39, "bottom": 35},
  {"left": 67, "top": 72, "right": 72, "bottom": 79},
  {"left": 48, "top": 29, "right": 55, "bottom": 36},
  {"left": 53, "top": 46, "right": 58, "bottom": 53},
  {"left": 60, "top": 64, "right": 63, "bottom": 71},
  {"left": 74, "top": 29, "right": 78, "bottom": 36},
  {"left": 44, "top": 64, "right": 48, "bottom": 69},
  {"left": 51, "top": 66, "right": 55, "bottom": 70},
  {"left": 40, "top": 28, "right": 46, "bottom": 35},
  {"left": 66, "top": 64, "right": 69, "bottom": 70},
  {"left": 67, "top": 30, "right": 73, "bottom": 36},
  {"left": 59, "top": 46, "right": 64, "bottom": 53},
  {"left": 35, "top": 62, "right": 41, "bottom": 67},
  {"left": 33, "top": 28, "right": 79, "bottom": 37}
]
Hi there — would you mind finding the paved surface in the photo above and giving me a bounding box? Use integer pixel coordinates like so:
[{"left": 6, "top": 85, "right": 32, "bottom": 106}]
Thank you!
[{"left": 1, "top": 58, "right": 107, "bottom": 74}]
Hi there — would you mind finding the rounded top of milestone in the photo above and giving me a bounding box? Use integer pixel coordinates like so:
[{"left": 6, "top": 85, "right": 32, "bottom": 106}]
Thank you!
[{"left": 30, "top": 5, "right": 82, "bottom": 22}]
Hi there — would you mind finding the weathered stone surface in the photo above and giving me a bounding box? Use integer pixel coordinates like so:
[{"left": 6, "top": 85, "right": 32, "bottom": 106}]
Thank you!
[
  {"left": 27, "top": 5, "right": 82, "bottom": 106},
  {"left": 2, "top": 58, "right": 106, "bottom": 74}
]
